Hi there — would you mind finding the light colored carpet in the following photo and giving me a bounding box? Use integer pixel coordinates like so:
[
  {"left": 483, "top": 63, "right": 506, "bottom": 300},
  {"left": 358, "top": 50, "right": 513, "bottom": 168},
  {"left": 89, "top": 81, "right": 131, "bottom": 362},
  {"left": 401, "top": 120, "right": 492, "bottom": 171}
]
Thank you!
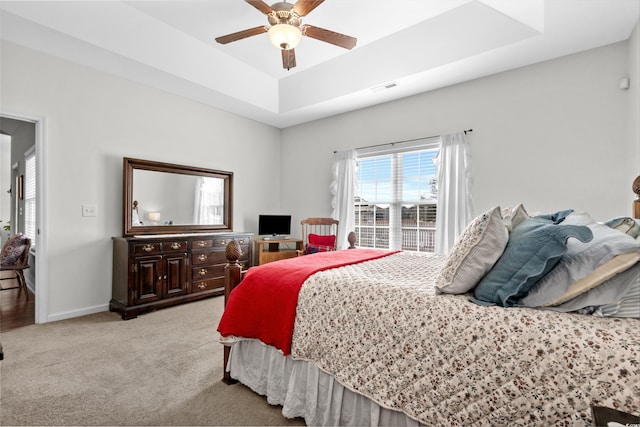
[{"left": 0, "top": 296, "right": 306, "bottom": 426}]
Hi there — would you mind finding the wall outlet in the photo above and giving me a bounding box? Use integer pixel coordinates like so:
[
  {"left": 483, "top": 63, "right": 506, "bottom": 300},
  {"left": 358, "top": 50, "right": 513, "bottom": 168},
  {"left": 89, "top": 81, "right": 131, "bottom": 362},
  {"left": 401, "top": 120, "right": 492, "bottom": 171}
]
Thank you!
[{"left": 82, "top": 204, "right": 97, "bottom": 217}]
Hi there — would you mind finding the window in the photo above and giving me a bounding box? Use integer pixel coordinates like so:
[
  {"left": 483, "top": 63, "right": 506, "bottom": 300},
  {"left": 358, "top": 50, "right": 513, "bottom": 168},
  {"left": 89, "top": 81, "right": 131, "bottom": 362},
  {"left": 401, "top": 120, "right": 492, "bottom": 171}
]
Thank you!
[
  {"left": 193, "top": 176, "right": 225, "bottom": 225},
  {"left": 354, "top": 139, "right": 439, "bottom": 252},
  {"left": 24, "top": 146, "right": 36, "bottom": 247}
]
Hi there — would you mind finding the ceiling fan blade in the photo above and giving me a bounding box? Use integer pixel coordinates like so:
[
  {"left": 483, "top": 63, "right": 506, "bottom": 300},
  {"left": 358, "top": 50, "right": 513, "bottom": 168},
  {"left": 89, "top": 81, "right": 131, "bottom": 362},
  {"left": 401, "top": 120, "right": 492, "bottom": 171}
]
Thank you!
[
  {"left": 281, "top": 48, "right": 297, "bottom": 70},
  {"left": 292, "top": 0, "right": 324, "bottom": 16},
  {"left": 301, "top": 25, "right": 357, "bottom": 50},
  {"left": 245, "top": 0, "right": 273, "bottom": 14},
  {"left": 215, "top": 26, "right": 269, "bottom": 44}
]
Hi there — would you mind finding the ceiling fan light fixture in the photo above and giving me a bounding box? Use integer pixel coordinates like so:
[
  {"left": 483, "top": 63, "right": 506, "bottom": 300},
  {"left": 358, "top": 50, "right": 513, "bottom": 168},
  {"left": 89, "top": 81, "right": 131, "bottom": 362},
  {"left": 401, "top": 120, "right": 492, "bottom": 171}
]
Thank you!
[{"left": 268, "top": 24, "right": 301, "bottom": 50}]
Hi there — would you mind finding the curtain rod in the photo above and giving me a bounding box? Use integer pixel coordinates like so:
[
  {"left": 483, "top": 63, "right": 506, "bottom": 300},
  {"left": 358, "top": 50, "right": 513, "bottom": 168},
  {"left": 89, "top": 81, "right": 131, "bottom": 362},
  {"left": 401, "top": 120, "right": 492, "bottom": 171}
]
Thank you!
[{"left": 333, "top": 129, "right": 472, "bottom": 153}]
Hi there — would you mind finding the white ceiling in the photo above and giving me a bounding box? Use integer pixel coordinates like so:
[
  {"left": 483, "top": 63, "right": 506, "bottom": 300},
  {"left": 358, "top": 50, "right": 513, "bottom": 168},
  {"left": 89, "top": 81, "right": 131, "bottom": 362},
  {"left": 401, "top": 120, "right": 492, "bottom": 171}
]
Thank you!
[{"left": 1, "top": 0, "right": 639, "bottom": 128}]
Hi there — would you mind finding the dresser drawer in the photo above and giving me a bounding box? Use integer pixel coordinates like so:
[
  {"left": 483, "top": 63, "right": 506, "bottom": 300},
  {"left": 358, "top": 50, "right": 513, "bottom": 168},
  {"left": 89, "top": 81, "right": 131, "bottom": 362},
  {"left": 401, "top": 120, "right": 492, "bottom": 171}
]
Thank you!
[
  {"left": 212, "top": 236, "right": 239, "bottom": 248},
  {"left": 212, "top": 236, "right": 250, "bottom": 248},
  {"left": 161, "top": 240, "right": 188, "bottom": 252},
  {"left": 192, "top": 247, "right": 250, "bottom": 265},
  {"left": 233, "top": 236, "right": 250, "bottom": 246},
  {"left": 133, "top": 242, "right": 161, "bottom": 255},
  {"left": 191, "top": 250, "right": 226, "bottom": 266},
  {"left": 190, "top": 277, "right": 224, "bottom": 294},
  {"left": 192, "top": 264, "right": 225, "bottom": 280},
  {"left": 191, "top": 239, "right": 213, "bottom": 250}
]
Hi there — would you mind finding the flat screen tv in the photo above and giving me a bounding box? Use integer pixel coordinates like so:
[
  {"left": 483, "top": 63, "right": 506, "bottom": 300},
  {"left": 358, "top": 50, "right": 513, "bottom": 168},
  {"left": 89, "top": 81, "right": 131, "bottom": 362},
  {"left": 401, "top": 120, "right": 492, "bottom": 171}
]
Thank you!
[{"left": 258, "top": 214, "right": 291, "bottom": 237}]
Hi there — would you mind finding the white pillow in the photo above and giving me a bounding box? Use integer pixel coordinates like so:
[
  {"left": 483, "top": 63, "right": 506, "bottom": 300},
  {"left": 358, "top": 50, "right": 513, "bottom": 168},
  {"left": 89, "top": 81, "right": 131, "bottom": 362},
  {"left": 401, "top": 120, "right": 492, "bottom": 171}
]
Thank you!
[
  {"left": 435, "top": 206, "right": 509, "bottom": 294},
  {"left": 502, "top": 203, "right": 529, "bottom": 232},
  {"left": 519, "top": 219, "right": 640, "bottom": 307}
]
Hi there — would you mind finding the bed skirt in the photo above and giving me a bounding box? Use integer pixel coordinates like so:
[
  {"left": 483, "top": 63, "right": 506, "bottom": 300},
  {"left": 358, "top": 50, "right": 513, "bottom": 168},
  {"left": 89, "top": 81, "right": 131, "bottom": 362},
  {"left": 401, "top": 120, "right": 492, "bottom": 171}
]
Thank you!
[{"left": 227, "top": 339, "right": 422, "bottom": 426}]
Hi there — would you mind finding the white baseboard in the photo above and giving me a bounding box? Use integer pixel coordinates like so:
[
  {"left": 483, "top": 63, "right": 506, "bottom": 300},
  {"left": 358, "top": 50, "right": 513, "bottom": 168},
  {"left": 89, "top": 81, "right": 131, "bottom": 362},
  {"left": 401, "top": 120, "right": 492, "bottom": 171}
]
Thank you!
[{"left": 47, "top": 303, "right": 110, "bottom": 323}]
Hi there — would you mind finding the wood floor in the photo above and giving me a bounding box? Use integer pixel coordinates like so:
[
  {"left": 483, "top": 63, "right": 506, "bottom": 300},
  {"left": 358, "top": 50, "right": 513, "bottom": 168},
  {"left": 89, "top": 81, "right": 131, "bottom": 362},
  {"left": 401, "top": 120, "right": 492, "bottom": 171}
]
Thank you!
[{"left": 0, "top": 271, "right": 35, "bottom": 332}]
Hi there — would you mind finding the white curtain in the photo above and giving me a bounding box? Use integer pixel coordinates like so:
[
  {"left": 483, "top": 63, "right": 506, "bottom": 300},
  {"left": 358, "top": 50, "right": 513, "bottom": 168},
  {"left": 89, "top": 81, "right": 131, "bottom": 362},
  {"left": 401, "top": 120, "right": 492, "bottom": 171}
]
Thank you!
[
  {"left": 433, "top": 132, "right": 473, "bottom": 255},
  {"left": 330, "top": 150, "right": 356, "bottom": 250}
]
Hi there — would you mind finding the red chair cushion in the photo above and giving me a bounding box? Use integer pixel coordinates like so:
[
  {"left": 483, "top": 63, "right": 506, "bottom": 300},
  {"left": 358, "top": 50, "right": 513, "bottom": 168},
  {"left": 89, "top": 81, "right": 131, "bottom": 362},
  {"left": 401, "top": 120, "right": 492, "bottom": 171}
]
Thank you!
[{"left": 305, "top": 234, "right": 336, "bottom": 254}]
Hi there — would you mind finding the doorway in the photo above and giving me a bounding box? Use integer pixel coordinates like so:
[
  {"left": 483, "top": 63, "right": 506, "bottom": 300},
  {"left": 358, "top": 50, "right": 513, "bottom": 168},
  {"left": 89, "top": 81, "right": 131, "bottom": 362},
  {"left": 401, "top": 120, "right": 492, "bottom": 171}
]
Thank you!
[{"left": 0, "top": 113, "right": 47, "bottom": 325}]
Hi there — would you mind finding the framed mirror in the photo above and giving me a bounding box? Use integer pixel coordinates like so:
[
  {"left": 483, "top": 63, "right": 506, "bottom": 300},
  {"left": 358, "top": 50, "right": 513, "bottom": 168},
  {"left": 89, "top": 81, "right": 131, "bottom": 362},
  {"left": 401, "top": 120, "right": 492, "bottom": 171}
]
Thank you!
[{"left": 123, "top": 157, "right": 233, "bottom": 236}]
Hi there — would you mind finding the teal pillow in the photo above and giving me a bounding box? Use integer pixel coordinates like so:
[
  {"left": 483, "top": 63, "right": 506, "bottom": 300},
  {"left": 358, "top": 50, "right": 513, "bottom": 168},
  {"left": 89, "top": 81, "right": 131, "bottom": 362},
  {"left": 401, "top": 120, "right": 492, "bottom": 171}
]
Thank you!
[{"left": 472, "top": 216, "right": 593, "bottom": 307}]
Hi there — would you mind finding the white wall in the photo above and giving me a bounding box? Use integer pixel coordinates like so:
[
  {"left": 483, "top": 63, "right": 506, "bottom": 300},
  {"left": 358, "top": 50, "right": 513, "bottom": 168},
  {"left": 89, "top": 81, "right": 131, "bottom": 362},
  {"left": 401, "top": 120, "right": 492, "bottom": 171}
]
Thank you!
[
  {"left": 1, "top": 40, "right": 282, "bottom": 320},
  {"left": 281, "top": 40, "right": 638, "bottom": 233}
]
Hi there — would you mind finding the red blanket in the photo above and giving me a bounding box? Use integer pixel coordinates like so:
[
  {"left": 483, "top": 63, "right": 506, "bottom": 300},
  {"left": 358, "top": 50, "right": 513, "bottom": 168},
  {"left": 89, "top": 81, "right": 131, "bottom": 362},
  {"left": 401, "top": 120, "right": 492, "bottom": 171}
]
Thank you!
[{"left": 217, "top": 249, "right": 397, "bottom": 355}]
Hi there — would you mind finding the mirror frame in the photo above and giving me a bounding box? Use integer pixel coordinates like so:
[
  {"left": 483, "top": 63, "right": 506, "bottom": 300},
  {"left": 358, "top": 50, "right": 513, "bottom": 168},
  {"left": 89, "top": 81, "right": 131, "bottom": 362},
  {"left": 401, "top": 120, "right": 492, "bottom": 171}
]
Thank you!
[{"left": 123, "top": 157, "right": 233, "bottom": 236}]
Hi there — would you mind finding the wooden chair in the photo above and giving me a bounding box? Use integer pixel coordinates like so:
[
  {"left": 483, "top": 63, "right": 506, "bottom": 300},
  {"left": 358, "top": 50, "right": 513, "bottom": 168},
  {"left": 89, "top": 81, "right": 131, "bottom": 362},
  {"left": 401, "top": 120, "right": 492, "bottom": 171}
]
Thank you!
[
  {"left": 0, "top": 234, "right": 32, "bottom": 300},
  {"left": 298, "top": 218, "right": 339, "bottom": 255}
]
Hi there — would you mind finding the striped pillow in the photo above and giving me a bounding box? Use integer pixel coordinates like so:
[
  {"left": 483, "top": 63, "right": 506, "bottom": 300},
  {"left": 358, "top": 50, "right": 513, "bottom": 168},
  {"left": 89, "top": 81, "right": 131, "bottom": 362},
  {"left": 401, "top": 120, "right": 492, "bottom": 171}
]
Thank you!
[{"left": 548, "top": 262, "right": 639, "bottom": 318}]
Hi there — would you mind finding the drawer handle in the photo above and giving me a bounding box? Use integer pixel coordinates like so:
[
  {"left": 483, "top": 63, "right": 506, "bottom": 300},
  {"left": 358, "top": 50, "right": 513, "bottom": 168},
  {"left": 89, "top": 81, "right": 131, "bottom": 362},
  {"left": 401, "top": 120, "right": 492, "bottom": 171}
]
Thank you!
[
  {"left": 220, "top": 240, "right": 227, "bottom": 245},
  {"left": 197, "top": 241, "right": 206, "bottom": 247},
  {"left": 238, "top": 239, "right": 245, "bottom": 244},
  {"left": 199, "top": 268, "right": 207, "bottom": 276},
  {"left": 143, "top": 244, "right": 155, "bottom": 252},
  {"left": 197, "top": 283, "right": 206, "bottom": 290},
  {"left": 198, "top": 254, "right": 207, "bottom": 262},
  {"left": 171, "top": 243, "right": 180, "bottom": 250}
]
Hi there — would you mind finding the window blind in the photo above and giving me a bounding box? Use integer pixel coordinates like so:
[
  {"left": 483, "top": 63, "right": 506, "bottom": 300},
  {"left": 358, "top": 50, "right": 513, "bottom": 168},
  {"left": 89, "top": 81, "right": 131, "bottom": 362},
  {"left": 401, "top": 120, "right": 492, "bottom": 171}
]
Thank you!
[
  {"left": 24, "top": 146, "right": 36, "bottom": 247},
  {"left": 354, "top": 138, "right": 440, "bottom": 252}
]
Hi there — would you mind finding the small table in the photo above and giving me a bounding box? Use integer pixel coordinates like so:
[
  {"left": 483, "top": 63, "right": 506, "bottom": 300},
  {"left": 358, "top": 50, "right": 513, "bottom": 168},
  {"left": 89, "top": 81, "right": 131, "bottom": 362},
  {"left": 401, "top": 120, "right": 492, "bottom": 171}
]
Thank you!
[{"left": 254, "top": 238, "right": 303, "bottom": 265}]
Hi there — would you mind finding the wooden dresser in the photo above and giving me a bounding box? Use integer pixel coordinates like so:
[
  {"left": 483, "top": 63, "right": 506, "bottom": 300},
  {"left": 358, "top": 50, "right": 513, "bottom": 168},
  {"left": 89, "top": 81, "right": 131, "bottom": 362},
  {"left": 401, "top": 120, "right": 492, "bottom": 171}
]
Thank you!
[{"left": 111, "top": 232, "right": 251, "bottom": 320}]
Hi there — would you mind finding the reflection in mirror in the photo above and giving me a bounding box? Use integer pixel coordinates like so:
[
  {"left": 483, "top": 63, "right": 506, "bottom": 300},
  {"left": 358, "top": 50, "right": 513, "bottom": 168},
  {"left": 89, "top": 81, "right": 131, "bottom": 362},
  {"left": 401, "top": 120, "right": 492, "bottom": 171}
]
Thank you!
[
  {"left": 123, "top": 157, "right": 233, "bottom": 236},
  {"left": 194, "top": 177, "right": 225, "bottom": 225},
  {"left": 132, "top": 170, "right": 225, "bottom": 227},
  {"left": 132, "top": 200, "right": 142, "bottom": 226}
]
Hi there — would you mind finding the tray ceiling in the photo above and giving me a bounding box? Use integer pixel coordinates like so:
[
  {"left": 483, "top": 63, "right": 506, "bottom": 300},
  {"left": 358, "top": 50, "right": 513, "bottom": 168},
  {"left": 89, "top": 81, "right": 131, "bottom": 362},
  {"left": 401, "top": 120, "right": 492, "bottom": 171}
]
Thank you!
[{"left": 1, "top": 0, "right": 638, "bottom": 128}]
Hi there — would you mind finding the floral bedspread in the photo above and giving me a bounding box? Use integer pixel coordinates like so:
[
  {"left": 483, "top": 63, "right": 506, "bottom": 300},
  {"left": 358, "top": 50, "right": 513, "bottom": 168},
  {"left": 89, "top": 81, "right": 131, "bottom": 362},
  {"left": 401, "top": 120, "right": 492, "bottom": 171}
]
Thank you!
[{"left": 290, "top": 252, "right": 640, "bottom": 426}]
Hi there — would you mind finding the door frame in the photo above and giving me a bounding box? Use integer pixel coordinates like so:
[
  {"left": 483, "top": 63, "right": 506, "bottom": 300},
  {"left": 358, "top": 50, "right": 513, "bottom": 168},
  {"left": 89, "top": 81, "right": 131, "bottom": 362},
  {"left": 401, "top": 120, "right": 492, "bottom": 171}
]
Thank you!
[{"left": 1, "top": 110, "right": 48, "bottom": 323}]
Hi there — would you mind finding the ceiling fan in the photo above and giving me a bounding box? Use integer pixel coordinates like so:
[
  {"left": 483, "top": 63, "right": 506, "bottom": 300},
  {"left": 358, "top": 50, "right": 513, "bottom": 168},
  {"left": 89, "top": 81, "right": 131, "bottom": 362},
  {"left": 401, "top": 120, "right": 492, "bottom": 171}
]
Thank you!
[{"left": 215, "top": 0, "right": 357, "bottom": 70}]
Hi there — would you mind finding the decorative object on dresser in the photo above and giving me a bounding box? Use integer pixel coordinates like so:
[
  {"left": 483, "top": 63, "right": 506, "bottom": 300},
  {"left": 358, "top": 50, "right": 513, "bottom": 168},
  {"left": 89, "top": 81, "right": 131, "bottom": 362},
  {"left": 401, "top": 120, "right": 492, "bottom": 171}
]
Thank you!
[
  {"left": 111, "top": 233, "right": 251, "bottom": 320},
  {"left": 633, "top": 175, "right": 640, "bottom": 219}
]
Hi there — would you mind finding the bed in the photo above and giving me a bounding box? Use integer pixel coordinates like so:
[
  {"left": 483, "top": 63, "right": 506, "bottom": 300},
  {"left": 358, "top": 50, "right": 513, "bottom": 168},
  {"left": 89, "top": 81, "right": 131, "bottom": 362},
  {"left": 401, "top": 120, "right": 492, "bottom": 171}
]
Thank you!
[{"left": 218, "top": 205, "right": 640, "bottom": 426}]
